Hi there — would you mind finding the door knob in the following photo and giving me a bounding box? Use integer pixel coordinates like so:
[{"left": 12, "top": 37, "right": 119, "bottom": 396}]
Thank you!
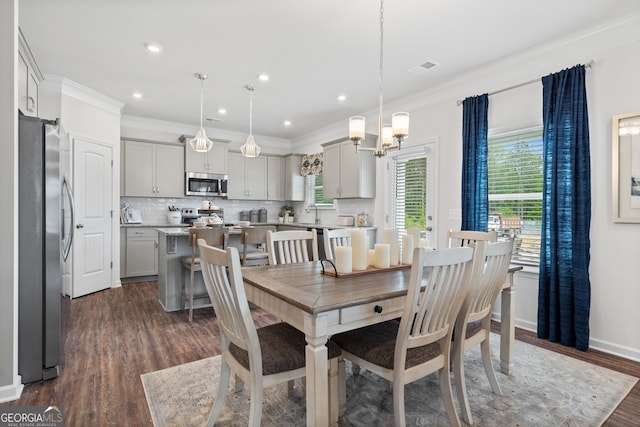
[
  {"left": 426, "top": 226, "right": 433, "bottom": 231},
  {"left": 76, "top": 224, "right": 84, "bottom": 229}
]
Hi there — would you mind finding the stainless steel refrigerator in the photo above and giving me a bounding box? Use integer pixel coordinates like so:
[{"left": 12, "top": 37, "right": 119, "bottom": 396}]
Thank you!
[{"left": 18, "top": 113, "right": 74, "bottom": 383}]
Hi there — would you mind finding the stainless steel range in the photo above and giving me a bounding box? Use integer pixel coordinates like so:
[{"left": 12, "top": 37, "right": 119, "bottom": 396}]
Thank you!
[{"left": 180, "top": 208, "right": 200, "bottom": 226}]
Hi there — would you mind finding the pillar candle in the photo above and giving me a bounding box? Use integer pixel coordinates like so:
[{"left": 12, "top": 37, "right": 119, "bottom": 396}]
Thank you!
[
  {"left": 367, "top": 249, "right": 376, "bottom": 267},
  {"left": 402, "top": 234, "right": 414, "bottom": 264},
  {"left": 407, "top": 227, "right": 421, "bottom": 249},
  {"left": 374, "top": 243, "right": 390, "bottom": 269},
  {"left": 420, "top": 238, "right": 432, "bottom": 250},
  {"left": 383, "top": 228, "right": 399, "bottom": 266},
  {"left": 334, "top": 246, "right": 352, "bottom": 274},
  {"left": 351, "top": 229, "right": 368, "bottom": 270}
]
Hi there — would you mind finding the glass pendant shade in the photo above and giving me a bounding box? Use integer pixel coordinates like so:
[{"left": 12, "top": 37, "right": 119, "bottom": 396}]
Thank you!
[
  {"left": 349, "top": 116, "right": 366, "bottom": 144},
  {"left": 381, "top": 124, "right": 393, "bottom": 149},
  {"left": 392, "top": 112, "right": 410, "bottom": 139},
  {"left": 240, "top": 134, "right": 261, "bottom": 157},
  {"left": 190, "top": 128, "right": 213, "bottom": 152},
  {"left": 241, "top": 85, "right": 261, "bottom": 158}
]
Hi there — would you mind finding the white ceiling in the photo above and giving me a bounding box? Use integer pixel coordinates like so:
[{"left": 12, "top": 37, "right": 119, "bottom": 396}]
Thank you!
[{"left": 18, "top": 0, "right": 640, "bottom": 141}]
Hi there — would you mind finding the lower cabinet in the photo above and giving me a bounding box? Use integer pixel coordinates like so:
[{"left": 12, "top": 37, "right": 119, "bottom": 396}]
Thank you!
[{"left": 124, "top": 228, "right": 158, "bottom": 277}]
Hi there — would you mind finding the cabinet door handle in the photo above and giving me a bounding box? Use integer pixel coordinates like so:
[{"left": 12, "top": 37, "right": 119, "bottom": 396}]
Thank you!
[
  {"left": 76, "top": 223, "right": 84, "bottom": 229},
  {"left": 27, "top": 96, "right": 36, "bottom": 112}
]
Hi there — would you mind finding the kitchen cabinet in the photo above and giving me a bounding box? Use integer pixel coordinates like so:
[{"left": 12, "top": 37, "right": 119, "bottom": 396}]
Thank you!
[
  {"left": 267, "top": 155, "right": 284, "bottom": 201},
  {"left": 227, "top": 151, "right": 268, "bottom": 200},
  {"left": 125, "top": 228, "right": 158, "bottom": 277},
  {"left": 123, "top": 139, "right": 184, "bottom": 198},
  {"left": 18, "top": 29, "right": 42, "bottom": 117},
  {"left": 322, "top": 135, "right": 376, "bottom": 199},
  {"left": 284, "top": 154, "right": 305, "bottom": 201},
  {"left": 182, "top": 136, "right": 229, "bottom": 174}
]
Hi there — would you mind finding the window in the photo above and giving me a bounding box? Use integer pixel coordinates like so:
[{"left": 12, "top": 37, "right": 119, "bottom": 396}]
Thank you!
[
  {"left": 306, "top": 173, "right": 334, "bottom": 207},
  {"left": 488, "top": 127, "right": 543, "bottom": 265},
  {"left": 388, "top": 144, "right": 436, "bottom": 242}
]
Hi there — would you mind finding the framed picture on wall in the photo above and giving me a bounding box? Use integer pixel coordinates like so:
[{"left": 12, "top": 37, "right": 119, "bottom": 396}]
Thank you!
[{"left": 612, "top": 112, "right": 640, "bottom": 222}]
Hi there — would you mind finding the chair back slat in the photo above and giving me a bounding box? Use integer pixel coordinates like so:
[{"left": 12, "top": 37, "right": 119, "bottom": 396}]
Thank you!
[
  {"left": 465, "top": 240, "right": 514, "bottom": 323},
  {"left": 266, "top": 229, "right": 318, "bottom": 265},
  {"left": 323, "top": 228, "right": 352, "bottom": 260},
  {"left": 399, "top": 247, "right": 475, "bottom": 352},
  {"left": 187, "top": 227, "right": 229, "bottom": 264},
  {"left": 198, "top": 240, "right": 259, "bottom": 355}
]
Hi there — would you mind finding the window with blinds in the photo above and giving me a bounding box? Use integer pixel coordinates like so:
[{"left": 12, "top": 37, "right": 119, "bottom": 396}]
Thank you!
[
  {"left": 488, "top": 127, "right": 543, "bottom": 265},
  {"left": 391, "top": 153, "right": 428, "bottom": 235},
  {"left": 305, "top": 173, "right": 333, "bottom": 206}
]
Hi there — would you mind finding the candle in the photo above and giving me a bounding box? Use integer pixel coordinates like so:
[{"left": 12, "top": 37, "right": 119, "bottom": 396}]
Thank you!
[
  {"left": 420, "top": 238, "right": 431, "bottom": 249},
  {"left": 402, "top": 234, "right": 414, "bottom": 264},
  {"left": 351, "top": 229, "right": 368, "bottom": 270},
  {"left": 367, "top": 249, "right": 376, "bottom": 267},
  {"left": 383, "top": 228, "right": 399, "bottom": 266},
  {"left": 334, "top": 246, "right": 352, "bottom": 274},
  {"left": 407, "top": 227, "right": 421, "bottom": 249},
  {"left": 374, "top": 243, "right": 390, "bottom": 269}
]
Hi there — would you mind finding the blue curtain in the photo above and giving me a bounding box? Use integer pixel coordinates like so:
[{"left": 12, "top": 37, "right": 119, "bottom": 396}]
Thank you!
[
  {"left": 461, "top": 94, "right": 489, "bottom": 231},
  {"left": 537, "top": 65, "right": 591, "bottom": 351}
]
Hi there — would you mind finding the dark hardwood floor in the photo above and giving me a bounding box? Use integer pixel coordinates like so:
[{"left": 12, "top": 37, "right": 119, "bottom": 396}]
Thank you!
[{"left": 2, "top": 281, "right": 638, "bottom": 426}]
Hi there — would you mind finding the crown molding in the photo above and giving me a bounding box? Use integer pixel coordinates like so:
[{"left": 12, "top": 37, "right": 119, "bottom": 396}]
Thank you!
[{"left": 43, "top": 74, "right": 124, "bottom": 116}]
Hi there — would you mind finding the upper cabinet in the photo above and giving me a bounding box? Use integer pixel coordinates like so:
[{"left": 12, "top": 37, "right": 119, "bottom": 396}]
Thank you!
[
  {"left": 181, "top": 135, "right": 229, "bottom": 175},
  {"left": 267, "top": 156, "right": 285, "bottom": 201},
  {"left": 284, "top": 154, "right": 305, "bottom": 201},
  {"left": 227, "top": 151, "right": 268, "bottom": 200},
  {"left": 123, "top": 139, "right": 184, "bottom": 198},
  {"left": 322, "top": 135, "right": 376, "bottom": 199},
  {"left": 18, "top": 28, "right": 43, "bottom": 117}
]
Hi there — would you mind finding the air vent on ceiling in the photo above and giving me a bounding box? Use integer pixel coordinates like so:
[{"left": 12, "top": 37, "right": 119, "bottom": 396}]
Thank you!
[
  {"left": 408, "top": 60, "right": 438, "bottom": 75},
  {"left": 206, "top": 117, "right": 224, "bottom": 122}
]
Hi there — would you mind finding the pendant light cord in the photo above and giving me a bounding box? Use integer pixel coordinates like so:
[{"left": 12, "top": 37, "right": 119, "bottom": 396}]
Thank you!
[
  {"left": 199, "top": 77, "right": 204, "bottom": 129},
  {"left": 378, "top": 0, "right": 385, "bottom": 150}
]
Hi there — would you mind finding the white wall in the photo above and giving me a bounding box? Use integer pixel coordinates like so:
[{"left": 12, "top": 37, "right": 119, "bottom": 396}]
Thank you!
[{"left": 0, "top": 0, "right": 23, "bottom": 402}]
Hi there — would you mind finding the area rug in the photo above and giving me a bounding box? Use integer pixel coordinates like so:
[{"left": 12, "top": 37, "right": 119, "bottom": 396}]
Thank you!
[{"left": 141, "top": 335, "right": 637, "bottom": 426}]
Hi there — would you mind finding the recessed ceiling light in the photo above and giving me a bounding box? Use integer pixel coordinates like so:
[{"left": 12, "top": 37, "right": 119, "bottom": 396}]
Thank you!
[
  {"left": 337, "top": 94, "right": 347, "bottom": 102},
  {"left": 132, "top": 92, "right": 143, "bottom": 99},
  {"left": 283, "top": 120, "right": 292, "bottom": 127},
  {"left": 144, "top": 42, "right": 162, "bottom": 53},
  {"left": 257, "top": 73, "right": 270, "bottom": 82},
  {"left": 217, "top": 108, "right": 227, "bottom": 115}
]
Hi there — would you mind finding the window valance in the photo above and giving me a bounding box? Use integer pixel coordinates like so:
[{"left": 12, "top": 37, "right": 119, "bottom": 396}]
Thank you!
[{"left": 300, "top": 152, "right": 323, "bottom": 176}]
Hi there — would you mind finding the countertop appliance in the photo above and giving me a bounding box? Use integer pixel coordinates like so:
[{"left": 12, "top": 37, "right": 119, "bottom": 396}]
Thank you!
[
  {"left": 185, "top": 171, "right": 228, "bottom": 197},
  {"left": 181, "top": 207, "right": 200, "bottom": 226},
  {"left": 18, "top": 113, "right": 74, "bottom": 383}
]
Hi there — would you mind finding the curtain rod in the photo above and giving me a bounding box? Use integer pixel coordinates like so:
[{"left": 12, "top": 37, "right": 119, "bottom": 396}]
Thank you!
[{"left": 456, "top": 60, "right": 594, "bottom": 106}]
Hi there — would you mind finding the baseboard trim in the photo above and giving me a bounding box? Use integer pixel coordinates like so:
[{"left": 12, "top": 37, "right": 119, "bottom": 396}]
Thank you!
[{"left": 0, "top": 378, "right": 23, "bottom": 403}]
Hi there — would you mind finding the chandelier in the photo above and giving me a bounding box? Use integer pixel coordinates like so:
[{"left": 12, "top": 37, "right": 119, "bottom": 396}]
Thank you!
[
  {"left": 189, "top": 73, "right": 214, "bottom": 152},
  {"left": 348, "top": 0, "right": 409, "bottom": 157},
  {"left": 241, "top": 85, "right": 262, "bottom": 158}
]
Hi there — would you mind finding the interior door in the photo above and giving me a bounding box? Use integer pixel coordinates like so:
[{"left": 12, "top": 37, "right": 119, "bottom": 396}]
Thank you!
[{"left": 72, "top": 137, "right": 113, "bottom": 298}]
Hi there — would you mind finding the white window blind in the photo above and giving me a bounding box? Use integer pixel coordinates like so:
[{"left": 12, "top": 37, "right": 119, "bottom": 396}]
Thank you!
[
  {"left": 305, "top": 173, "right": 333, "bottom": 207},
  {"left": 488, "top": 127, "right": 543, "bottom": 265},
  {"left": 390, "top": 152, "right": 428, "bottom": 236}
]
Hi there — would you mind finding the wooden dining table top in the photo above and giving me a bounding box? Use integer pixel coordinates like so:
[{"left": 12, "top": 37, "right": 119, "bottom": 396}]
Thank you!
[{"left": 241, "top": 261, "right": 414, "bottom": 315}]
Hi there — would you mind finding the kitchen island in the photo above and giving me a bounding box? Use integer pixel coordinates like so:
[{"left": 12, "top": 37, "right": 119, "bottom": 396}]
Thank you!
[{"left": 156, "top": 224, "right": 376, "bottom": 312}]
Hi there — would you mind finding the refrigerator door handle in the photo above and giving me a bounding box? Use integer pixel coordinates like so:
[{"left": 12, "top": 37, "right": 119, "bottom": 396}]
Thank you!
[{"left": 62, "top": 176, "right": 75, "bottom": 261}]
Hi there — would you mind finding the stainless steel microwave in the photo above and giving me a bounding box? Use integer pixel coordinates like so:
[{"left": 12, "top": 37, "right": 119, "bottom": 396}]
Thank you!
[{"left": 185, "top": 172, "right": 228, "bottom": 197}]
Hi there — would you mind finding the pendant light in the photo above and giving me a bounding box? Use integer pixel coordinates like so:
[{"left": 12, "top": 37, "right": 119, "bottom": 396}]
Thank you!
[
  {"left": 348, "top": 0, "right": 409, "bottom": 157},
  {"left": 241, "top": 85, "right": 261, "bottom": 158},
  {"left": 189, "top": 73, "right": 214, "bottom": 152}
]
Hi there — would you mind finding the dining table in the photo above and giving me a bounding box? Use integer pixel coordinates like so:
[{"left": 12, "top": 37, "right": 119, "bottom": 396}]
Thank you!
[{"left": 241, "top": 261, "right": 522, "bottom": 427}]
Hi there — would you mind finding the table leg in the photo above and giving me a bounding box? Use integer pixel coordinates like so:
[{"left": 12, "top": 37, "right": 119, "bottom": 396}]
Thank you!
[
  {"left": 500, "top": 272, "right": 516, "bottom": 375},
  {"left": 305, "top": 313, "right": 329, "bottom": 427}
]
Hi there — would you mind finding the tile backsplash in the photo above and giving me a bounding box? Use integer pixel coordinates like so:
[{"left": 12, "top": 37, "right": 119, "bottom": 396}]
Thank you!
[{"left": 120, "top": 196, "right": 374, "bottom": 226}]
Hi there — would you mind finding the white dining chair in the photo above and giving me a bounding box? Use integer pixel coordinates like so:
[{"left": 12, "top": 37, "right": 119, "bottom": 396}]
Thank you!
[
  {"left": 448, "top": 229, "right": 496, "bottom": 248},
  {"left": 452, "top": 239, "right": 514, "bottom": 425},
  {"left": 323, "top": 228, "right": 352, "bottom": 260},
  {"left": 266, "top": 229, "right": 319, "bottom": 265},
  {"left": 197, "top": 240, "right": 342, "bottom": 427},
  {"left": 331, "top": 246, "right": 481, "bottom": 427}
]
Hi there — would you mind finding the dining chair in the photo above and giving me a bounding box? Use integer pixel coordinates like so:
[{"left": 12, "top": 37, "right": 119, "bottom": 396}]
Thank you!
[
  {"left": 448, "top": 229, "right": 497, "bottom": 248},
  {"left": 323, "top": 228, "right": 352, "bottom": 260},
  {"left": 331, "top": 246, "right": 480, "bottom": 427},
  {"left": 241, "top": 226, "right": 276, "bottom": 266},
  {"left": 197, "top": 240, "right": 342, "bottom": 427},
  {"left": 181, "top": 227, "right": 229, "bottom": 322},
  {"left": 266, "top": 229, "right": 319, "bottom": 265},
  {"left": 452, "top": 239, "right": 514, "bottom": 425}
]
